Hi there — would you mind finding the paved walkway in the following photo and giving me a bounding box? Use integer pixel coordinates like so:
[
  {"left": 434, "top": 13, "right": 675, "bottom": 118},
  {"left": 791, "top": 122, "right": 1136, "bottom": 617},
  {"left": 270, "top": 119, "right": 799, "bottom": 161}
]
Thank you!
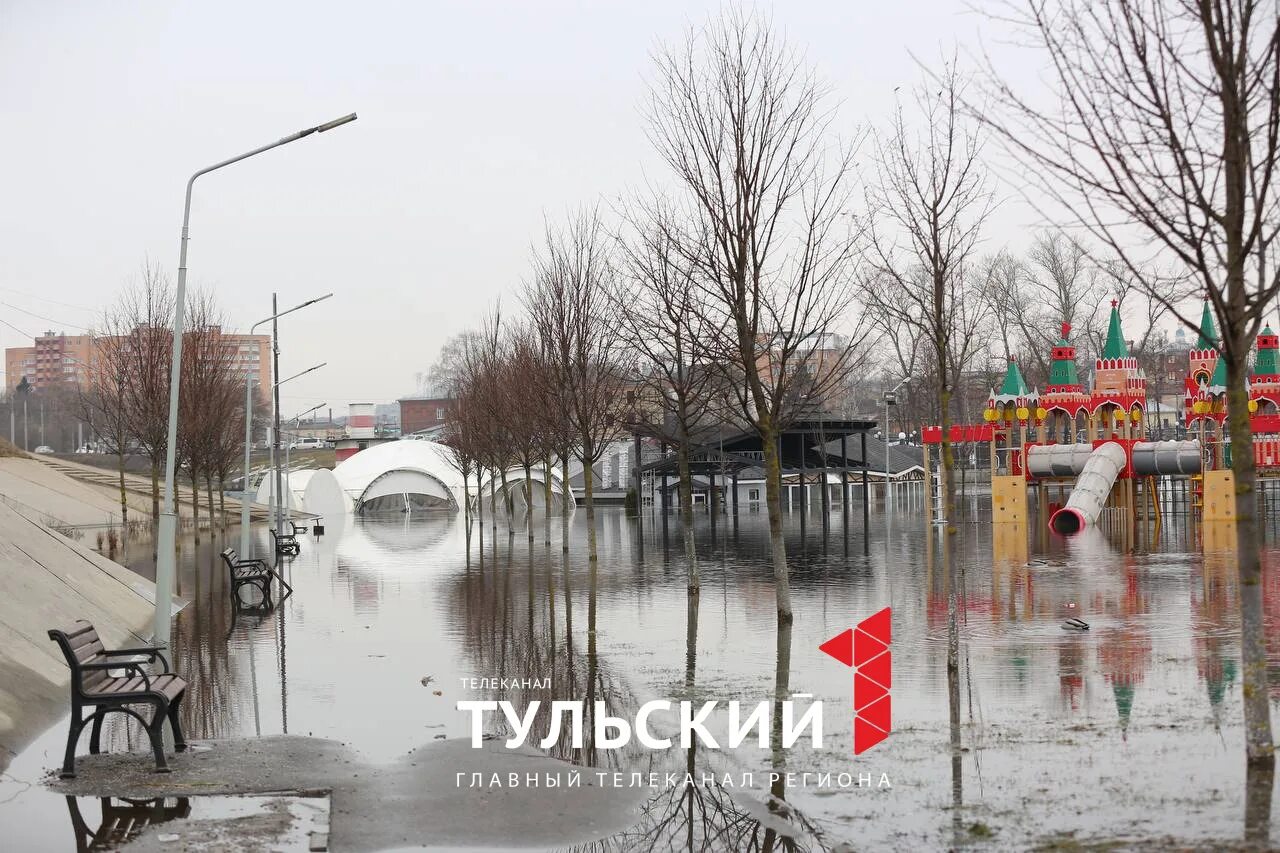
[
  {"left": 31, "top": 456, "right": 273, "bottom": 524},
  {"left": 48, "top": 735, "right": 644, "bottom": 851},
  {"left": 0, "top": 500, "right": 169, "bottom": 765}
]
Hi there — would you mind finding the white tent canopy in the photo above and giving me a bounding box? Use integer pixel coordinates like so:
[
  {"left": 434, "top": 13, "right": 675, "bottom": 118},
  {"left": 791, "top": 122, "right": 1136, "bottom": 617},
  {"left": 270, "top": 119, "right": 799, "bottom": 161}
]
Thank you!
[
  {"left": 332, "top": 440, "right": 465, "bottom": 514},
  {"left": 476, "top": 464, "right": 576, "bottom": 513},
  {"left": 255, "top": 468, "right": 315, "bottom": 511}
]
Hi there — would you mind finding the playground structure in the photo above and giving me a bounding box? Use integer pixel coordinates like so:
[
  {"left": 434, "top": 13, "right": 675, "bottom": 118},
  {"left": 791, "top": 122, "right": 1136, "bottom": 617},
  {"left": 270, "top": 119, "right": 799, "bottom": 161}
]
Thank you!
[{"left": 922, "top": 299, "right": 1280, "bottom": 539}]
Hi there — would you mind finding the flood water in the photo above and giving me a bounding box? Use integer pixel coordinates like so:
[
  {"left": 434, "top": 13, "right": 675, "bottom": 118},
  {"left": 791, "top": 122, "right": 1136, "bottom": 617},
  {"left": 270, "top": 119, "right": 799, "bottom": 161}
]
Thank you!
[{"left": 3, "top": 491, "right": 1280, "bottom": 850}]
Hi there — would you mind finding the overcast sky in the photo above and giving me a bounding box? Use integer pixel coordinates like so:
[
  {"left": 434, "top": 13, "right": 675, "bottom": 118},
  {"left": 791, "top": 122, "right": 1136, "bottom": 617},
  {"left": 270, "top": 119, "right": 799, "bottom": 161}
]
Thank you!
[{"left": 0, "top": 1, "right": 1044, "bottom": 417}]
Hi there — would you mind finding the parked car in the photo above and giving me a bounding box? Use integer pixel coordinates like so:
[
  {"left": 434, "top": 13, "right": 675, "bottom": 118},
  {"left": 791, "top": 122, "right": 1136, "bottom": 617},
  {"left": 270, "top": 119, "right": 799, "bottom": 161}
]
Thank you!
[
  {"left": 33, "top": 445, "right": 55, "bottom": 455},
  {"left": 290, "top": 437, "right": 325, "bottom": 451}
]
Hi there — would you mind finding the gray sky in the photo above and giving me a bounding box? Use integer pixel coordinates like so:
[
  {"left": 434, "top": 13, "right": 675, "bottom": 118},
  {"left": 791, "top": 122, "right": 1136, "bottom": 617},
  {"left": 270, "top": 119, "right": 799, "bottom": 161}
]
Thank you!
[{"left": 0, "top": 1, "right": 1038, "bottom": 416}]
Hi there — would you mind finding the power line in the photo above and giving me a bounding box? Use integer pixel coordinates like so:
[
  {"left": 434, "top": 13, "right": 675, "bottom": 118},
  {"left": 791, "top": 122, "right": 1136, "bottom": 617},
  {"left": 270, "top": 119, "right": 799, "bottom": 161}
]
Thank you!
[
  {"left": 0, "top": 285, "right": 95, "bottom": 314},
  {"left": 0, "top": 316, "right": 34, "bottom": 339},
  {"left": 0, "top": 302, "right": 90, "bottom": 333}
]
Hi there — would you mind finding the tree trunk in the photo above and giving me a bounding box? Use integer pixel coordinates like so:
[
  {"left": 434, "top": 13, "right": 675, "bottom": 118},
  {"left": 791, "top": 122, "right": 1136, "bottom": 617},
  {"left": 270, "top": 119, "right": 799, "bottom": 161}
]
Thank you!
[
  {"left": 543, "top": 452, "right": 553, "bottom": 546},
  {"left": 117, "top": 451, "right": 129, "bottom": 529},
  {"left": 462, "top": 467, "right": 472, "bottom": 554},
  {"left": 760, "top": 425, "right": 792, "bottom": 622},
  {"left": 489, "top": 470, "right": 497, "bottom": 533},
  {"left": 561, "top": 450, "right": 571, "bottom": 553},
  {"left": 150, "top": 461, "right": 160, "bottom": 520},
  {"left": 499, "top": 467, "right": 514, "bottom": 535},
  {"left": 205, "top": 475, "right": 216, "bottom": 532},
  {"left": 189, "top": 470, "right": 200, "bottom": 539},
  {"left": 524, "top": 463, "right": 535, "bottom": 543},
  {"left": 582, "top": 448, "right": 599, "bottom": 569},
  {"left": 676, "top": 434, "right": 699, "bottom": 591},
  {"left": 1227, "top": 350, "right": 1273, "bottom": 764}
]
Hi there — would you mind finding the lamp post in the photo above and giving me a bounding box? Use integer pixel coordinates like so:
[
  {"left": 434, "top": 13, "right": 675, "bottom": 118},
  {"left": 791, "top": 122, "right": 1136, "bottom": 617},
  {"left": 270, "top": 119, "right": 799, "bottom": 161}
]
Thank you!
[
  {"left": 153, "top": 112, "right": 357, "bottom": 647},
  {"left": 265, "top": 365, "right": 325, "bottom": 544},
  {"left": 282, "top": 403, "right": 326, "bottom": 513},
  {"left": 240, "top": 297, "right": 332, "bottom": 557},
  {"left": 883, "top": 377, "right": 909, "bottom": 539}
]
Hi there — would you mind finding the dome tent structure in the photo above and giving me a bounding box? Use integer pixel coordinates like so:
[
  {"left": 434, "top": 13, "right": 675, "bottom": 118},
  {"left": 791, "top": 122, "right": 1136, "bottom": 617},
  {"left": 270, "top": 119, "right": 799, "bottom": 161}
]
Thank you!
[
  {"left": 302, "top": 468, "right": 349, "bottom": 519},
  {"left": 476, "top": 464, "right": 576, "bottom": 515},
  {"left": 332, "top": 439, "right": 465, "bottom": 515},
  {"left": 255, "top": 468, "right": 315, "bottom": 512}
]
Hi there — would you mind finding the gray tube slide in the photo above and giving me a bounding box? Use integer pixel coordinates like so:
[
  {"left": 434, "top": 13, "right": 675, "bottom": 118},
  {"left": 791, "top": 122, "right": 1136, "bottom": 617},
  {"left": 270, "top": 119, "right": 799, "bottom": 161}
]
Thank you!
[
  {"left": 1026, "top": 443, "right": 1096, "bottom": 478},
  {"left": 1049, "top": 442, "right": 1128, "bottom": 535},
  {"left": 1028, "top": 439, "right": 1201, "bottom": 478},
  {"left": 1131, "top": 440, "right": 1202, "bottom": 476}
]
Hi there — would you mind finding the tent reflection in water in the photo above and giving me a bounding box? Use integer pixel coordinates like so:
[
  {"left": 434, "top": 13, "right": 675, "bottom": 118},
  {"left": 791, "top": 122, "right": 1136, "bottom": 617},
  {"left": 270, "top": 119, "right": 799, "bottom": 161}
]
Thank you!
[{"left": 331, "top": 440, "right": 466, "bottom": 515}]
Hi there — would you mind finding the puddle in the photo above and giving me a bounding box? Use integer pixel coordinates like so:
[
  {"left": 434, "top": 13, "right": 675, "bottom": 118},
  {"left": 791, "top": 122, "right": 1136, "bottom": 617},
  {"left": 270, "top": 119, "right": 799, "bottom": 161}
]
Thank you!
[{"left": 63, "top": 792, "right": 329, "bottom": 852}]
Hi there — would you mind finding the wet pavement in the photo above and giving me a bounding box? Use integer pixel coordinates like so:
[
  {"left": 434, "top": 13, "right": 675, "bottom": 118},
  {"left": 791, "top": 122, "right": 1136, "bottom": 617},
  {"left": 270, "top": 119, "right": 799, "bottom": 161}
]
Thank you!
[{"left": 2, "top": 492, "right": 1280, "bottom": 850}]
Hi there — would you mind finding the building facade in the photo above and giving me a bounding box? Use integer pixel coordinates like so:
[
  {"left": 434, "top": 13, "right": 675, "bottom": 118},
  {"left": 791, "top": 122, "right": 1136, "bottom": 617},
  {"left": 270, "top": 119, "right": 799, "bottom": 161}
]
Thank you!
[
  {"left": 4, "top": 331, "right": 97, "bottom": 390},
  {"left": 399, "top": 396, "right": 451, "bottom": 436},
  {"left": 4, "top": 328, "right": 269, "bottom": 392}
]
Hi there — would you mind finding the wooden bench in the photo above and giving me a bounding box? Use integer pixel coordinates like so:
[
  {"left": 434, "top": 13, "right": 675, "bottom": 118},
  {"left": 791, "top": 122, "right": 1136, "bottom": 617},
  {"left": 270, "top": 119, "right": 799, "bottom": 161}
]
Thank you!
[
  {"left": 47, "top": 620, "right": 187, "bottom": 778},
  {"left": 269, "top": 525, "right": 301, "bottom": 556},
  {"left": 220, "top": 548, "right": 292, "bottom": 608}
]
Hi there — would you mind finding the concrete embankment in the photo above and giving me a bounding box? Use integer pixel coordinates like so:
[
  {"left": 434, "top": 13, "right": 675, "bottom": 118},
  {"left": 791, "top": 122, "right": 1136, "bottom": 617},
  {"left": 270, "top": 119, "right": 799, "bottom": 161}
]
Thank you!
[
  {"left": 0, "top": 499, "right": 178, "bottom": 769},
  {"left": 0, "top": 454, "right": 273, "bottom": 531}
]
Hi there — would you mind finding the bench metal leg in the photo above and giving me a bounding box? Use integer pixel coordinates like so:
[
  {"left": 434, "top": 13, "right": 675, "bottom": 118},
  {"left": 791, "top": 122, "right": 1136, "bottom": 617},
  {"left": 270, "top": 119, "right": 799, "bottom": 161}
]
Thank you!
[
  {"left": 148, "top": 703, "right": 171, "bottom": 773},
  {"left": 88, "top": 708, "right": 106, "bottom": 754},
  {"left": 60, "top": 708, "right": 88, "bottom": 779},
  {"left": 168, "top": 693, "right": 187, "bottom": 753}
]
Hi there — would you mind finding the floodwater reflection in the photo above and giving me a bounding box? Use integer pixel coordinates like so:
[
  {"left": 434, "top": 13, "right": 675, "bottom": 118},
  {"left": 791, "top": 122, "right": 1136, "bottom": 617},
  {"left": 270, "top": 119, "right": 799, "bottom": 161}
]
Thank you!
[{"left": 2, "top": 502, "right": 1280, "bottom": 849}]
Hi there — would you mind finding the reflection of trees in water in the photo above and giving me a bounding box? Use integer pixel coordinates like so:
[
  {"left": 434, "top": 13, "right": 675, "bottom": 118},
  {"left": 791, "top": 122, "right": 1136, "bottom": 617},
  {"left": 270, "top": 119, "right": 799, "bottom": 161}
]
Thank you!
[
  {"left": 97, "top": 535, "right": 238, "bottom": 752},
  {"left": 453, "top": 541, "right": 644, "bottom": 770},
  {"left": 455, "top": 539, "right": 827, "bottom": 848},
  {"left": 172, "top": 541, "right": 237, "bottom": 740},
  {"left": 567, "top": 748, "right": 825, "bottom": 853}
]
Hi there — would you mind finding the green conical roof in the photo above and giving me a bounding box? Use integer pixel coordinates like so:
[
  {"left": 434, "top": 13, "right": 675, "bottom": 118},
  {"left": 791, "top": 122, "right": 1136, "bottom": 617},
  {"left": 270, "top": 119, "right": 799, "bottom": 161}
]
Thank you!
[
  {"left": 1049, "top": 325, "right": 1080, "bottom": 388},
  {"left": 1256, "top": 325, "right": 1279, "bottom": 376},
  {"left": 1197, "top": 300, "right": 1218, "bottom": 350},
  {"left": 1101, "top": 301, "right": 1130, "bottom": 360},
  {"left": 1210, "top": 351, "right": 1228, "bottom": 390},
  {"left": 999, "top": 360, "right": 1030, "bottom": 396}
]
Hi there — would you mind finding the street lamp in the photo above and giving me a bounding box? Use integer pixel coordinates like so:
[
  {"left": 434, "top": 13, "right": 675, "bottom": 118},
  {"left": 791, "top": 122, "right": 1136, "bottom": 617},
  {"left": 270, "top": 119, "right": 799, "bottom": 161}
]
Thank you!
[
  {"left": 240, "top": 296, "right": 333, "bottom": 557},
  {"left": 266, "top": 365, "right": 325, "bottom": 543},
  {"left": 281, "top": 403, "right": 326, "bottom": 514},
  {"left": 883, "top": 377, "right": 909, "bottom": 546},
  {"left": 154, "top": 112, "right": 357, "bottom": 647}
]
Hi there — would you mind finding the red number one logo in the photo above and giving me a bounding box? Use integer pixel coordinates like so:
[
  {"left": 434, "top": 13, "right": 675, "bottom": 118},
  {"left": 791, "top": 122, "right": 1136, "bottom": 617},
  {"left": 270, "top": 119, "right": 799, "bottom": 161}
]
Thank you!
[{"left": 819, "top": 607, "right": 891, "bottom": 754}]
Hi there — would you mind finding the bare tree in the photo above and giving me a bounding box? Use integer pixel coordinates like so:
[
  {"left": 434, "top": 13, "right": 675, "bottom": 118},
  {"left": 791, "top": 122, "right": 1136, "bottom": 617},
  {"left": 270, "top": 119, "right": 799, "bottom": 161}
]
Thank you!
[
  {"left": 647, "top": 9, "right": 865, "bottom": 622},
  {"left": 615, "top": 200, "right": 723, "bottom": 591},
  {"left": 114, "top": 264, "right": 177, "bottom": 520},
  {"left": 1027, "top": 232, "right": 1107, "bottom": 356},
  {"left": 981, "top": 0, "right": 1280, "bottom": 765},
  {"left": 526, "top": 208, "right": 624, "bottom": 569},
  {"left": 80, "top": 310, "right": 135, "bottom": 527},
  {"left": 865, "top": 64, "right": 993, "bottom": 533}
]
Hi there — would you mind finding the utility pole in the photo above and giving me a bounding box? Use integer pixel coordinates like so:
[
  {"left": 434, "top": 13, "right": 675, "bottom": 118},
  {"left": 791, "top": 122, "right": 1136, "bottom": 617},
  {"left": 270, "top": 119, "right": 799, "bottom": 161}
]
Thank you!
[{"left": 272, "top": 293, "right": 284, "bottom": 538}]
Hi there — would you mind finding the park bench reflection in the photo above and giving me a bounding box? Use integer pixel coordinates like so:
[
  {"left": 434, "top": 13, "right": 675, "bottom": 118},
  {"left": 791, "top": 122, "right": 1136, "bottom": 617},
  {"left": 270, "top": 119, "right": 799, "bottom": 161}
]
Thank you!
[{"left": 65, "top": 794, "right": 190, "bottom": 852}]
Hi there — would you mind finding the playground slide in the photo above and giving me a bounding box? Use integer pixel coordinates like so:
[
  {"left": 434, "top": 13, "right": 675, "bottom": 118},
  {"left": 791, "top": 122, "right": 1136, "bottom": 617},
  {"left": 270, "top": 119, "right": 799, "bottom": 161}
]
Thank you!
[
  {"left": 1049, "top": 442, "right": 1128, "bottom": 535},
  {"left": 1027, "top": 439, "right": 1201, "bottom": 478}
]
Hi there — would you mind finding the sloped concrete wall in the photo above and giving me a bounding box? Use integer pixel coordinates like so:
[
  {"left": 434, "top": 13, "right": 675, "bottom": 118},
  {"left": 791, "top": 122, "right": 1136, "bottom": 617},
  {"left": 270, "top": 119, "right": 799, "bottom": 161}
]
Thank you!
[{"left": 0, "top": 501, "right": 165, "bottom": 769}]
